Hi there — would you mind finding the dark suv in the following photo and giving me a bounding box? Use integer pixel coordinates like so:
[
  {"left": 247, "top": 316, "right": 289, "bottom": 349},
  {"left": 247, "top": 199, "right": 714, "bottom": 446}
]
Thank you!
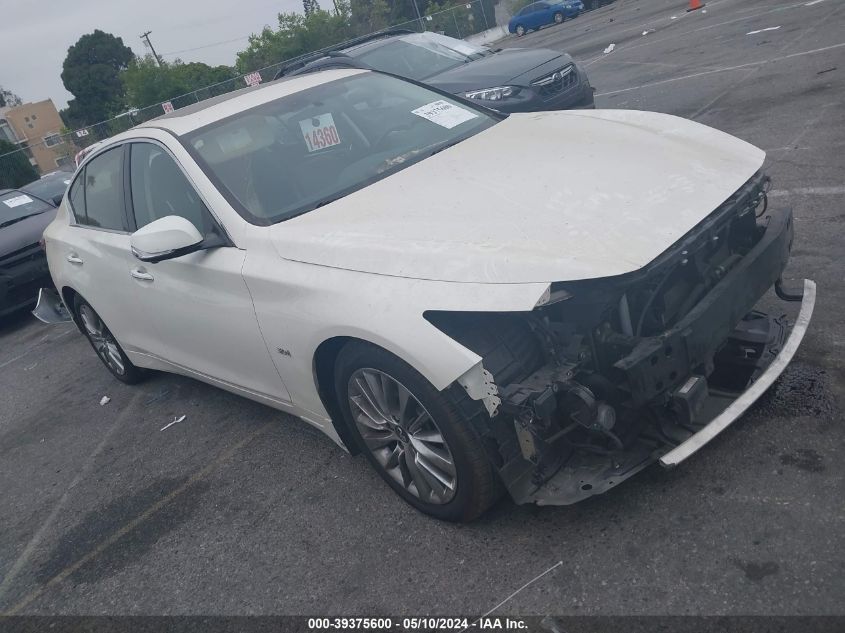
[{"left": 275, "top": 30, "right": 594, "bottom": 113}]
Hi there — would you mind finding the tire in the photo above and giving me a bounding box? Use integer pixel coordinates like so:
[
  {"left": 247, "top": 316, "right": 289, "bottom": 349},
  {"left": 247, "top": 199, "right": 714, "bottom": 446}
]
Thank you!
[
  {"left": 335, "top": 341, "right": 501, "bottom": 522},
  {"left": 74, "top": 295, "right": 145, "bottom": 384},
  {"left": 515, "top": 24, "right": 526, "bottom": 36},
  {"left": 553, "top": 11, "right": 564, "bottom": 23}
]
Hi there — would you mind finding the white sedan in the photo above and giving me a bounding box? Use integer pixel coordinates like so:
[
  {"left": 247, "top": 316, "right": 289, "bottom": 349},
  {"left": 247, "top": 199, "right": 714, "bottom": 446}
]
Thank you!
[{"left": 38, "top": 69, "right": 815, "bottom": 521}]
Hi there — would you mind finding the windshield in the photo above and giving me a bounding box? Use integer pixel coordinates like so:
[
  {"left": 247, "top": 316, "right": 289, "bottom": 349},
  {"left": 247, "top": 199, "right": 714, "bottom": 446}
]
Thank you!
[
  {"left": 184, "top": 72, "right": 498, "bottom": 225},
  {"left": 21, "top": 173, "right": 73, "bottom": 204},
  {"left": 352, "top": 33, "right": 487, "bottom": 80},
  {"left": 0, "top": 191, "right": 52, "bottom": 226}
]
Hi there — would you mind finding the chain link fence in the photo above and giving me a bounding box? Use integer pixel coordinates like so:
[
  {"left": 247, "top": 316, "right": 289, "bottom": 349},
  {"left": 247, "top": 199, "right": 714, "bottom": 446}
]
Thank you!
[{"left": 1, "top": 0, "right": 613, "bottom": 186}]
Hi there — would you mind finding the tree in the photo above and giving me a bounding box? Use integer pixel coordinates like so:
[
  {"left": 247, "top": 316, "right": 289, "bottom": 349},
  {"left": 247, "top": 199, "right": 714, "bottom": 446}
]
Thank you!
[
  {"left": 0, "top": 86, "right": 22, "bottom": 108},
  {"left": 351, "top": 0, "right": 391, "bottom": 33},
  {"left": 122, "top": 56, "right": 237, "bottom": 109},
  {"left": 303, "top": 0, "right": 321, "bottom": 17},
  {"left": 61, "top": 30, "right": 134, "bottom": 127},
  {"left": 236, "top": 3, "right": 356, "bottom": 73},
  {"left": 0, "top": 139, "right": 38, "bottom": 188}
]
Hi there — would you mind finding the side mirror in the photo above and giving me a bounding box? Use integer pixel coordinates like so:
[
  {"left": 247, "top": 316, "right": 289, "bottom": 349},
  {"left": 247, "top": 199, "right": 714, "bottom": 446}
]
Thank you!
[{"left": 131, "top": 215, "right": 205, "bottom": 263}]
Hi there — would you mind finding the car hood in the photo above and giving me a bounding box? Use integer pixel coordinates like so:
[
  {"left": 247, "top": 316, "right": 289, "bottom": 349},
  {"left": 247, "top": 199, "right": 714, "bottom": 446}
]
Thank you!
[
  {"left": 270, "top": 109, "right": 765, "bottom": 284},
  {"left": 0, "top": 209, "right": 56, "bottom": 259},
  {"left": 426, "top": 47, "right": 568, "bottom": 93}
]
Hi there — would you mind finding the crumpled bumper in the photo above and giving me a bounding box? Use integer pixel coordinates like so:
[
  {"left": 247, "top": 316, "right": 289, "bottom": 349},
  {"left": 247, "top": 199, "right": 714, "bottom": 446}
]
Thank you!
[
  {"left": 519, "top": 278, "right": 816, "bottom": 506},
  {"left": 659, "top": 278, "right": 816, "bottom": 467}
]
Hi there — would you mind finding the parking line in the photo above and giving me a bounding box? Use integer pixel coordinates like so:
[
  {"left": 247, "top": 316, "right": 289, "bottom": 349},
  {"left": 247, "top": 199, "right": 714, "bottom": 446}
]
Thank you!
[
  {"left": 0, "top": 391, "right": 143, "bottom": 605},
  {"left": 1, "top": 421, "right": 272, "bottom": 615},
  {"left": 769, "top": 186, "right": 845, "bottom": 197},
  {"left": 0, "top": 327, "right": 75, "bottom": 370},
  {"left": 584, "top": 0, "right": 825, "bottom": 68},
  {"left": 594, "top": 41, "right": 845, "bottom": 97}
]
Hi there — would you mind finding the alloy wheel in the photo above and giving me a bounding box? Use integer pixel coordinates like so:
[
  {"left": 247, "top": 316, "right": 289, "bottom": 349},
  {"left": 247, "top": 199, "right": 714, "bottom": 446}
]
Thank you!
[
  {"left": 347, "top": 368, "right": 457, "bottom": 504},
  {"left": 79, "top": 304, "right": 125, "bottom": 376}
]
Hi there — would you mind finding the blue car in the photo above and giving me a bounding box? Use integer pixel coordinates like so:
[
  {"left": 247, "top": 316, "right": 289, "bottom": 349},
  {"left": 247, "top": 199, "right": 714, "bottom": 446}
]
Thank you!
[{"left": 508, "top": 1, "right": 584, "bottom": 36}]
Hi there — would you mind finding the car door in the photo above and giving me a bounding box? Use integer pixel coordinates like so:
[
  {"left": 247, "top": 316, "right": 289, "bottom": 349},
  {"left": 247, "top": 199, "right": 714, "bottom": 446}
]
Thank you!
[
  {"left": 60, "top": 145, "right": 155, "bottom": 354},
  {"left": 533, "top": 2, "right": 552, "bottom": 27},
  {"left": 125, "top": 140, "right": 291, "bottom": 402}
]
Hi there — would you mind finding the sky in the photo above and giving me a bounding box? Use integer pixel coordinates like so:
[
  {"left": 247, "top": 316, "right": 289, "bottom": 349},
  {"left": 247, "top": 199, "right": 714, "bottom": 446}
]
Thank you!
[{"left": 0, "top": 0, "right": 302, "bottom": 110}]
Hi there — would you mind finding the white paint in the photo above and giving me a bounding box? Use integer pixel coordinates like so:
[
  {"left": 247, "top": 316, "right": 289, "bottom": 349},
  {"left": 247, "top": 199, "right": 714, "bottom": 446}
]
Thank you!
[
  {"left": 747, "top": 25, "right": 781, "bottom": 35},
  {"left": 595, "top": 41, "right": 845, "bottom": 97},
  {"left": 272, "top": 109, "right": 764, "bottom": 284},
  {"left": 768, "top": 186, "right": 845, "bottom": 197},
  {"left": 661, "top": 280, "right": 816, "bottom": 467},
  {"left": 160, "top": 415, "right": 186, "bottom": 432},
  {"left": 805, "top": 0, "right": 826, "bottom": 6}
]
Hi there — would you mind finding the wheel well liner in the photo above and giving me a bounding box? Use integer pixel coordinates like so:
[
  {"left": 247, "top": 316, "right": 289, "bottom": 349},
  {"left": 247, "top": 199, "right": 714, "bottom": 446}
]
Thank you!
[
  {"left": 313, "top": 336, "right": 362, "bottom": 455},
  {"left": 60, "top": 286, "right": 84, "bottom": 333}
]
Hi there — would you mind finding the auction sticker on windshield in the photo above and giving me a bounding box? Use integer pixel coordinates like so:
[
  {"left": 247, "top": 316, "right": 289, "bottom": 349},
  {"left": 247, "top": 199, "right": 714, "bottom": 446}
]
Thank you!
[
  {"left": 3, "top": 194, "right": 34, "bottom": 208},
  {"left": 411, "top": 100, "right": 478, "bottom": 129},
  {"left": 299, "top": 113, "right": 342, "bottom": 152}
]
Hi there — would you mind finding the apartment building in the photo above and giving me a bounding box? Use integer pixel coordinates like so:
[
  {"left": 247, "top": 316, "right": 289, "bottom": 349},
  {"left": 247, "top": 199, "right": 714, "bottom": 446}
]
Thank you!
[{"left": 0, "top": 99, "right": 75, "bottom": 173}]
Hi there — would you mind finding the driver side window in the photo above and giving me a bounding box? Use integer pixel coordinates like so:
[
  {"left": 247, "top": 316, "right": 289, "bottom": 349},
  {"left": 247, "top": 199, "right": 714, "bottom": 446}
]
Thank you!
[{"left": 128, "top": 142, "right": 212, "bottom": 234}]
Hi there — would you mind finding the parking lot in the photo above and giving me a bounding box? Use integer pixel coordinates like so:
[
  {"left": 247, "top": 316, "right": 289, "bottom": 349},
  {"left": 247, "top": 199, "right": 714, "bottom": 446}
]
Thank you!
[{"left": 1, "top": 0, "right": 843, "bottom": 617}]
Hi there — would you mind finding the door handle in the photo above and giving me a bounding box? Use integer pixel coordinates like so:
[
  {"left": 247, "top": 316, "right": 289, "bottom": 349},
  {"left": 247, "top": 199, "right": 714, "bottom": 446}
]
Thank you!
[
  {"left": 66, "top": 254, "right": 83, "bottom": 265},
  {"left": 130, "top": 268, "right": 154, "bottom": 282}
]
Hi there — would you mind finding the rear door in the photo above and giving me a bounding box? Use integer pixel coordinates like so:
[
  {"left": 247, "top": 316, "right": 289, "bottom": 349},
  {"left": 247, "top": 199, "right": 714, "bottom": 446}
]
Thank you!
[
  {"left": 124, "top": 140, "right": 290, "bottom": 402},
  {"left": 59, "top": 145, "right": 154, "bottom": 354},
  {"left": 533, "top": 2, "right": 552, "bottom": 27}
]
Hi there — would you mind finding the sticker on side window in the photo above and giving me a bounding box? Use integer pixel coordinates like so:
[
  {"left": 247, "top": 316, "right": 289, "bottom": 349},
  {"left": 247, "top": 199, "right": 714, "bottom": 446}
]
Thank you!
[
  {"left": 3, "top": 194, "right": 34, "bottom": 208},
  {"left": 411, "top": 100, "right": 478, "bottom": 129},
  {"left": 299, "top": 113, "right": 342, "bottom": 152}
]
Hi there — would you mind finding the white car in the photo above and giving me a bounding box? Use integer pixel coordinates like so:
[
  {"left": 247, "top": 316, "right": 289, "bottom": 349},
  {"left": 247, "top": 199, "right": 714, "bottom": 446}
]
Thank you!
[{"left": 38, "top": 69, "right": 815, "bottom": 521}]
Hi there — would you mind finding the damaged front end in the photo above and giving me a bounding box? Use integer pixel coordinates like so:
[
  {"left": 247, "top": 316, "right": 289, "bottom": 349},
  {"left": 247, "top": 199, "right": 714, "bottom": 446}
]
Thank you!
[{"left": 428, "top": 172, "right": 816, "bottom": 506}]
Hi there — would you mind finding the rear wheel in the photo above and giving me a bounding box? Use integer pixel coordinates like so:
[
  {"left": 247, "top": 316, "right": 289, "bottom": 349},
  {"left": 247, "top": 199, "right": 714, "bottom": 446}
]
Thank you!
[
  {"left": 335, "top": 342, "right": 501, "bottom": 522},
  {"left": 74, "top": 296, "right": 145, "bottom": 384},
  {"left": 553, "top": 11, "right": 564, "bottom": 23},
  {"left": 515, "top": 24, "right": 526, "bottom": 36}
]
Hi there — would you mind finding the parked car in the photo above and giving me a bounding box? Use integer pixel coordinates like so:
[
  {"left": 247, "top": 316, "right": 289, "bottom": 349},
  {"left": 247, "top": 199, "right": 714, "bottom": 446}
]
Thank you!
[
  {"left": 509, "top": 1, "right": 585, "bottom": 36},
  {"left": 21, "top": 170, "right": 73, "bottom": 207},
  {"left": 0, "top": 189, "right": 57, "bottom": 316},
  {"left": 38, "top": 69, "right": 814, "bottom": 521},
  {"left": 275, "top": 30, "right": 594, "bottom": 112}
]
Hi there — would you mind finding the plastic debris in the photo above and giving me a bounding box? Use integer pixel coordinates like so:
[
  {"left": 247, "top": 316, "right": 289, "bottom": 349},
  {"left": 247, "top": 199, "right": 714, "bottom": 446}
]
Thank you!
[
  {"left": 99, "top": 396, "right": 111, "bottom": 406},
  {"left": 671, "top": 15, "right": 678, "bottom": 19},
  {"left": 642, "top": 30, "right": 652, "bottom": 35},
  {"left": 160, "top": 415, "right": 186, "bottom": 432},
  {"left": 603, "top": 43, "right": 616, "bottom": 54}
]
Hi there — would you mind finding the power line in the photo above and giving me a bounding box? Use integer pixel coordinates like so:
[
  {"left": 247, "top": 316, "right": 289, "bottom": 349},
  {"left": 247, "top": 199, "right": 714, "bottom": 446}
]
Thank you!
[{"left": 160, "top": 35, "right": 252, "bottom": 57}]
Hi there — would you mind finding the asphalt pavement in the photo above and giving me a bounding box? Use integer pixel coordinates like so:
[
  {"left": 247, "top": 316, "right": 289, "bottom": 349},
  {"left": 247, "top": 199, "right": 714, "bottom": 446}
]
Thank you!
[{"left": 0, "top": 0, "right": 843, "bottom": 617}]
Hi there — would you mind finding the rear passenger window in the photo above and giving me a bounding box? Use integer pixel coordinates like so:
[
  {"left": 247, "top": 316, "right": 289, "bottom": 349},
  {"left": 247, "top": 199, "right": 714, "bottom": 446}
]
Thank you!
[{"left": 72, "top": 147, "right": 128, "bottom": 231}]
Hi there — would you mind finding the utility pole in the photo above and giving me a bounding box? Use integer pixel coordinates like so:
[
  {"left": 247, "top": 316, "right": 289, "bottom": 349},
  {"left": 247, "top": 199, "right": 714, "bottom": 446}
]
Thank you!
[
  {"left": 140, "top": 31, "right": 163, "bottom": 67},
  {"left": 411, "top": 0, "right": 425, "bottom": 31}
]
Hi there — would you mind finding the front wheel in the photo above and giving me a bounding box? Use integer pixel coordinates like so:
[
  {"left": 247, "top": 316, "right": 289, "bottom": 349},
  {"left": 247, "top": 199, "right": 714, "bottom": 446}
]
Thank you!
[
  {"left": 553, "top": 11, "right": 564, "bottom": 23},
  {"left": 515, "top": 24, "right": 526, "bottom": 36},
  {"left": 74, "top": 296, "right": 145, "bottom": 384},
  {"left": 335, "top": 342, "right": 501, "bottom": 522}
]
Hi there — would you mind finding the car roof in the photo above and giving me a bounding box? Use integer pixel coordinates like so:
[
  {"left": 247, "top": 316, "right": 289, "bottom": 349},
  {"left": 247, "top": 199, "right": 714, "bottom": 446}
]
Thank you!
[{"left": 137, "top": 68, "right": 368, "bottom": 136}]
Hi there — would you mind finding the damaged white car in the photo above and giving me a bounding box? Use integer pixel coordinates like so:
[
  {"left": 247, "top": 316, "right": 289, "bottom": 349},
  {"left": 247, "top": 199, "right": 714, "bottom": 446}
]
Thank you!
[{"left": 37, "top": 69, "right": 815, "bottom": 521}]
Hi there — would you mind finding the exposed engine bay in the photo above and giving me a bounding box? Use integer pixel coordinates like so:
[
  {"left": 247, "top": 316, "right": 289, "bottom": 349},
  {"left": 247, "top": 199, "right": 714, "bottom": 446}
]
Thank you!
[{"left": 427, "top": 172, "right": 816, "bottom": 505}]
